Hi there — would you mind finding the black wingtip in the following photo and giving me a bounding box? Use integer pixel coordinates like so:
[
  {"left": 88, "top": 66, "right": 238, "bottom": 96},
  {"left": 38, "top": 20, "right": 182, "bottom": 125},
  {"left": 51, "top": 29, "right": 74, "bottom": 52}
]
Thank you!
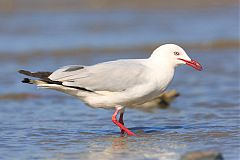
[
  {"left": 18, "top": 70, "right": 23, "bottom": 73},
  {"left": 22, "top": 78, "right": 30, "bottom": 83},
  {"left": 18, "top": 70, "right": 31, "bottom": 75}
]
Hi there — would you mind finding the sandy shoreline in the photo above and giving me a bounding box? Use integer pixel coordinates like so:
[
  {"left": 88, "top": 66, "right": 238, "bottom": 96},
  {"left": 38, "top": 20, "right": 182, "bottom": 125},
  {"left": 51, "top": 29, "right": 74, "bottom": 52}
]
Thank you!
[{"left": 0, "top": 0, "right": 238, "bottom": 12}]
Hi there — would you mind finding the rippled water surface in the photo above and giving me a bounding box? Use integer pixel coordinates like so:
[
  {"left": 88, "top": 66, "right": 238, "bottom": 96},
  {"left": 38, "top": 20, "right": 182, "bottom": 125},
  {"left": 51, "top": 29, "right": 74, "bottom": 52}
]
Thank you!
[{"left": 0, "top": 6, "right": 239, "bottom": 160}]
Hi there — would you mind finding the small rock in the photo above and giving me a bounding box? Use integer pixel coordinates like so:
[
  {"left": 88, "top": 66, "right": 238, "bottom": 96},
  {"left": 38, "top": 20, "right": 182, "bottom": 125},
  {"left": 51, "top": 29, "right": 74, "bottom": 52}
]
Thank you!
[{"left": 180, "top": 150, "right": 224, "bottom": 160}]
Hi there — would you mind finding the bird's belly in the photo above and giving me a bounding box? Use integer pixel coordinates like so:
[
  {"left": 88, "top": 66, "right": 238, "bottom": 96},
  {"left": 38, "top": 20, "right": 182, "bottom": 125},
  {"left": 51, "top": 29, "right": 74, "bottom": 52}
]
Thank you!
[
  {"left": 80, "top": 75, "right": 173, "bottom": 109},
  {"left": 81, "top": 88, "right": 163, "bottom": 109},
  {"left": 128, "top": 77, "right": 173, "bottom": 106},
  {"left": 126, "top": 88, "right": 165, "bottom": 106}
]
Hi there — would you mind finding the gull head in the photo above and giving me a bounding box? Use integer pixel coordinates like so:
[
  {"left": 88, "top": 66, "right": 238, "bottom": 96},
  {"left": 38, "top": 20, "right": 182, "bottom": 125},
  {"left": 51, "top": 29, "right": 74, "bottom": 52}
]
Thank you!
[{"left": 150, "top": 44, "right": 203, "bottom": 71}]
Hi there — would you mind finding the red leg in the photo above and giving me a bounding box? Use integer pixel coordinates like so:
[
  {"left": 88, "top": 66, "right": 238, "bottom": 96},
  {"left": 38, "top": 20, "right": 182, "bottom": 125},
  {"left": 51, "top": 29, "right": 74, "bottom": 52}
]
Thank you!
[
  {"left": 119, "top": 113, "right": 125, "bottom": 135},
  {"left": 112, "top": 107, "right": 136, "bottom": 136}
]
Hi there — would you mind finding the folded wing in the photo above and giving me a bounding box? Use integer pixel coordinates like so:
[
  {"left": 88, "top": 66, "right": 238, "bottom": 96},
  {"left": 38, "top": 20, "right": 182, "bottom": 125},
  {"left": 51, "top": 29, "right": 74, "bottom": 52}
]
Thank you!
[{"left": 49, "top": 60, "right": 149, "bottom": 92}]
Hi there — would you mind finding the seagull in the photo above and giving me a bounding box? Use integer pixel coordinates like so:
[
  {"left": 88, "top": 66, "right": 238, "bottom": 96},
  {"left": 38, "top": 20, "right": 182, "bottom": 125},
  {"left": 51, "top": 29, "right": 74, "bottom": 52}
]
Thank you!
[{"left": 19, "top": 44, "right": 202, "bottom": 136}]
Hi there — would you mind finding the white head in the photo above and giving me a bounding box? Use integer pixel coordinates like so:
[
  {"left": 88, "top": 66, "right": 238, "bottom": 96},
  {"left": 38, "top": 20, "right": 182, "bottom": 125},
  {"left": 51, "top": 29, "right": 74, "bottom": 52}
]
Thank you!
[{"left": 150, "top": 44, "right": 202, "bottom": 71}]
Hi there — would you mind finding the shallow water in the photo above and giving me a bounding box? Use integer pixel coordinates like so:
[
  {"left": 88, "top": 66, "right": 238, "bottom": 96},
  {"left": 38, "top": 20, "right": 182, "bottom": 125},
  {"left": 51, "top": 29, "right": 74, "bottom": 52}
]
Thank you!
[{"left": 0, "top": 6, "right": 239, "bottom": 160}]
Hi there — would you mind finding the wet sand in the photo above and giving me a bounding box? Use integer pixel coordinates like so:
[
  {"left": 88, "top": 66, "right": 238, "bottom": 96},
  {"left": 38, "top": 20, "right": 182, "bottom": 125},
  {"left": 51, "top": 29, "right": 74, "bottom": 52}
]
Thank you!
[
  {"left": 0, "top": 39, "right": 239, "bottom": 63},
  {"left": 0, "top": 0, "right": 238, "bottom": 12}
]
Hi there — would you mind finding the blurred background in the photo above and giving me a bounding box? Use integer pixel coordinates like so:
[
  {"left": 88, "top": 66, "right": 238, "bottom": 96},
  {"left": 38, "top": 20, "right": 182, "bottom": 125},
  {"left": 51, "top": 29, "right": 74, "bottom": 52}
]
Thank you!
[{"left": 0, "top": 0, "right": 239, "bottom": 160}]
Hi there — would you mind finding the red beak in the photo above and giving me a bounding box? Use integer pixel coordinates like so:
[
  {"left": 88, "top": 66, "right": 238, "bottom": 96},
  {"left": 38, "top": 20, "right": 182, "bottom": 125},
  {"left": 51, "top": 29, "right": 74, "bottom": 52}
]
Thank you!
[{"left": 178, "top": 58, "right": 203, "bottom": 71}]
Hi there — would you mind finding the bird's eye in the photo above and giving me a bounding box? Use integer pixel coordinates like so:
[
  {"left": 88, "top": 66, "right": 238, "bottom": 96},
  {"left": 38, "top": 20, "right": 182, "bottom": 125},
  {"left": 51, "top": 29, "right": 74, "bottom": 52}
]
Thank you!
[{"left": 174, "top": 52, "right": 180, "bottom": 56}]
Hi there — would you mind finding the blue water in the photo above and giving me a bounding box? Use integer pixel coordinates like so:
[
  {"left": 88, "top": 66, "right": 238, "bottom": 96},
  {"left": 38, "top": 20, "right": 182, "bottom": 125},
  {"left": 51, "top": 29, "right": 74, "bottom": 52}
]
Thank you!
[
  {"left": 0, "top": 6, "right": 239, "bottom": 160},
  {"left": 0, "top": 7, "right": 238, "bottom": 53}
]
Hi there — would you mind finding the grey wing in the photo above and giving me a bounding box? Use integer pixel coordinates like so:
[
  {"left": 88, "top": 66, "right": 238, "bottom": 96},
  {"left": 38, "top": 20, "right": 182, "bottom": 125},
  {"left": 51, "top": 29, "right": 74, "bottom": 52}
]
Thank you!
[{"left": 49, "top": 60, "right": 148, "bottom": 92}]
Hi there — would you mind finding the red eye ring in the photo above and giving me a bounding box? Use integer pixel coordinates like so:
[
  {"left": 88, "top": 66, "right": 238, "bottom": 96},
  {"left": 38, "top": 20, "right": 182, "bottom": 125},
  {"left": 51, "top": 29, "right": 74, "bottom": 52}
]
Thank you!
[{"left": 174, "top": 52, "right": 180, "bottom": 56}]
